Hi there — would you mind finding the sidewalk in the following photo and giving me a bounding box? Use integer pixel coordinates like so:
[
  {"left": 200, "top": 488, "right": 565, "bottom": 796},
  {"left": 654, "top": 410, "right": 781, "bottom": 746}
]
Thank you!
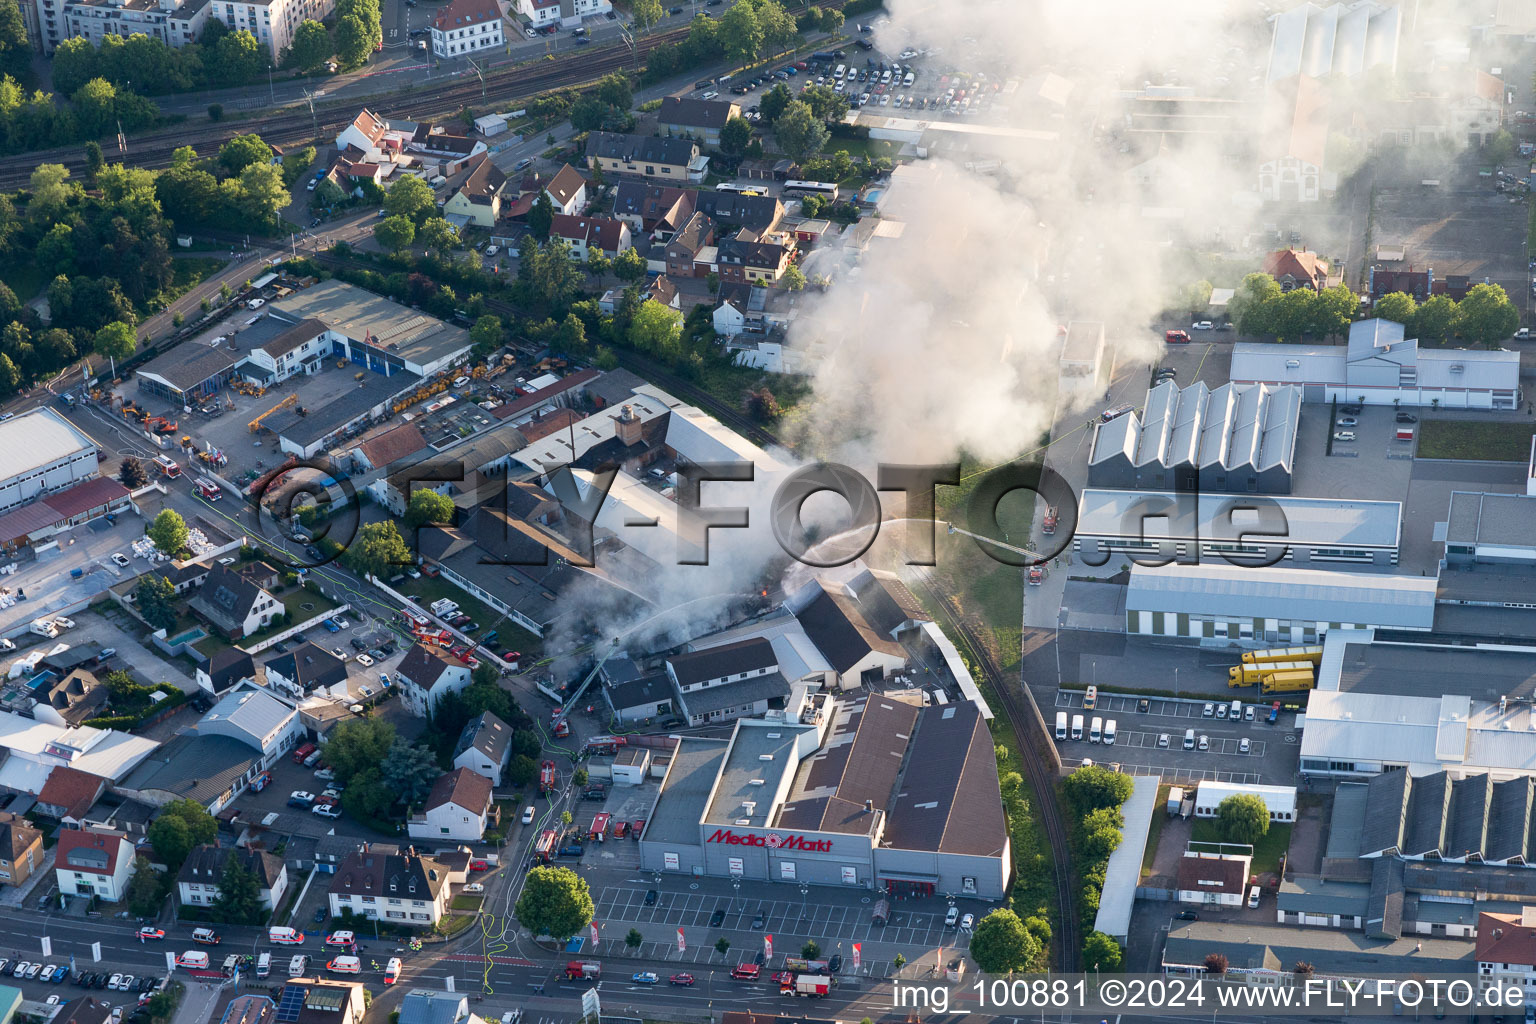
[{"left": 171, "top": 980, "right": 227, "bottom": 1024}]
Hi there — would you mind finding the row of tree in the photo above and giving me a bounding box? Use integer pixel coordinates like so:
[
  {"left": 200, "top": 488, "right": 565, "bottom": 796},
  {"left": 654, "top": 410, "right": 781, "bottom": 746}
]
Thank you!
[
  {"left": 1370, "top": 284, "right": 1521, "bottom": 347},
  {"left": 642, "top": 1, "right": 839, "bottom": 84},
  {"left": 0, "top": 73, "right": 159, "bottom": 156},
  {"left": 53, "top": 22, "right": 268, "bottom": 98}
]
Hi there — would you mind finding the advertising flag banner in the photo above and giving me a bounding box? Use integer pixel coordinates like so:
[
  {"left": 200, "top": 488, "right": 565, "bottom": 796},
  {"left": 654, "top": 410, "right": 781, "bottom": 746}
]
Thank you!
[
  {"left": 676, "top": 928, "right": 686, "bottom": 953},
  {"left": 590, "top": 923, "right": 599, "bottom": 949},
  {"left": 764, "top": 935, "right": 773, "bottom": 960},
  {"left": 851, "top": 943, "right": 861, "bottom": 969}
]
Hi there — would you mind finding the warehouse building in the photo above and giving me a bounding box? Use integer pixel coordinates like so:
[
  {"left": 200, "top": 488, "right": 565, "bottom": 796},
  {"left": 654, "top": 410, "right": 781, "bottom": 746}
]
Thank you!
[
  {"left": 1125, "top": 562, "right": 1437, "bottom": 640},
  {"left": 269, "top": 281, "right": 473, "bottom": 378},
  {"left": 1442, "top": 491, "right": 1536, "bottom": 566},
  {"left": 638, "top": 693, "right": 1010, "bottom": 898},
  {"left": 1230, "top": 318, "right": 1520, "bottom": 409},
  {"left": 1075, "top": 489, "right": 1402, "bottom": 567},
  {"left": 0, "top": 410, "right": 102, "bottom": 516},
  {"left": 1193, "top": 781, "right": 1298, "bottom": 821},
  {"left": 1088, "top": 380, "right": 1300, "bottom": 494},
  {"left": 136, "top": 341, "right": 242, "bottom": 404}
]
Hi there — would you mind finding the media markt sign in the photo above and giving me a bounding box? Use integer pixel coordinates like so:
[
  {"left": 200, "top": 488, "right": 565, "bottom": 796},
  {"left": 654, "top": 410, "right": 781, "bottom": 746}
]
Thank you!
[
  {"left": 579, "top": 985, "right": 600, "bottom": 1022},
  {"left": 706, "top": 828, "right": 834, "bottom": 853}
]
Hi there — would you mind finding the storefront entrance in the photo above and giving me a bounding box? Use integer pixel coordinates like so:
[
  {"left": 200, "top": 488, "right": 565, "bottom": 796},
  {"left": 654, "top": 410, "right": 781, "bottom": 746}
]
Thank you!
[{"left": 882, "top": 878, "right": 935, "bottom": 897}]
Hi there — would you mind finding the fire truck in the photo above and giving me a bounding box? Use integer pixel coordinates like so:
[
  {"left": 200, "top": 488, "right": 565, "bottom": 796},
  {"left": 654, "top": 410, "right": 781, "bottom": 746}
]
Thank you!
[
  {"left": 588, "top": 813, "right": 610, "bottom": 841},
  {"left": 539, "top": 760, "right": 557, "bottom": 793},
  {"left": 153, "top": 455, "right": 182, "bottom": 479},
  {"left": 564, "top": 961, "right": 600, "bottom": 981},
  {"left": 534, "top": 829, "right": 558, "bottom": 864},
  {"left": 194, "top": 478, "right": 221, "bottom": 500},
  {"left": 1042, "top": 506, "right": 1058, "bottom": 534},
  {"left": 585, "top": 735, "right": 627, "bottom": 756}
]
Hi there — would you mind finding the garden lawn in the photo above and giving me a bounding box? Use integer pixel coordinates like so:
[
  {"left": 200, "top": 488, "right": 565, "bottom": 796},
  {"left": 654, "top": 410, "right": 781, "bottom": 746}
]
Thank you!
[{"left": 1417, "top": 419, "right": 1536, "bottom": 462}]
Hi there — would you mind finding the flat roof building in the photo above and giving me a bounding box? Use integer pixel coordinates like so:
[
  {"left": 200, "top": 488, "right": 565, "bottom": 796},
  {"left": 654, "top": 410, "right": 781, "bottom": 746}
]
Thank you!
[
  {"left": 1089, "top": 380, "right": 1301, "bottom": 494},
  {"left": 1075, "top": 489, "right": 1402, "bottom": 568},
  {"left": 269, "top": 281, "right": 473, "bottom": 378},
  {"left": 1126, "top": 562, "right": 1437, "bottom": 640},
  {"left": 0, "top": 409, "right": 101, "bottom": 517},
  {"left": 1230, "top": 318, "right": 1519, "bottom": 409},
  {"left": 137, "top": 340, "right": 242, "bottom": 403},
  {"left": 1443, "top": 491, "right": 1536, "bottom": 566}
]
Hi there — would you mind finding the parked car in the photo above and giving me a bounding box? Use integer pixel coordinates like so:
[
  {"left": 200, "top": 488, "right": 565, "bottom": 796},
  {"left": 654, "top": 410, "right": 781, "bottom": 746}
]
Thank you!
[
  {"left": 463, "top": 883, "right": 484, "bottom": 893},
  {"left": 710, "top": 908, "right": 726, "bottom": 926},
  {"left": 670, "top": 973, "right": 695, "bottom": 986},
  {"left": 632, "top": 972, "right": 659, "bottom": 985},
  {"left": 1396, "top": 412, "right": 1417, "bottom": 423},
  {"left": 1333, "top": 431, "right": 1356, "bottom": 442},
  {"left": 1202, "top": 702, "right": 1214, "bottom": 717},
  {"left": 1198, "top": 735, "right": 1210, "bottom": 751},
  {"left": 1336, "top": 415, "right": 1358, "bottom": 427},
  {"left": 1239, "top": 737, "right": 1252, "bottom": 753},
  {"left": 1192, "top": 320, "right": 1214, "bottom": 330}
]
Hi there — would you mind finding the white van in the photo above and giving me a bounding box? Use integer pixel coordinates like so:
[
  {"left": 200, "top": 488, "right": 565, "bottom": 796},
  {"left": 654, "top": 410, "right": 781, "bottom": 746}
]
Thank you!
[
  {"left": 1070, "top": 714, "right": 1084, "bottom": 741},
  {"left": 834, "top": 64, "right": 846, "bottom": 79},
  {"left": 1055, "top": 712, "right": 1068, "bottom": 740},
  {"left": 326, "top": 956, "right": 361, "bottom": 975},
  {"left": 1229, "top": 699, "right": 1242, "bottom": 719},
  {"left": 1247, "top": 886, "right": 1261, "bottom": 909},
  {"left": 288, "top": 956, "right": 309, "bottom": 978},
  {"left": 1183, "top": 728, "right": 1196, "bottom": 750},
  {"left": 177, "top": 952, "right": 209, "bottom": 971},
  {"left": 268, "top": 927, "right": 304, "bottom": 945},
  {"left": 256, "top": 954, "right": 271, "bottom": 979},
  {"left": 1089, "top": 716, "right": 1103, "bottom": 743},
  {"left": 1103, "top": 719, "right": 1117, "bottom": 745}
]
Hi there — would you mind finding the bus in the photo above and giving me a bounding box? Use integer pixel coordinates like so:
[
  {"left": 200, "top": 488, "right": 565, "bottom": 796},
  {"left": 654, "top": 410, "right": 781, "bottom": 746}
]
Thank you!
[
  {"left": 715, "top": 183, "right": 765, "bottom": 195},
  {"left": 783, "top": 180, "right": 839, "bottom": 201}
]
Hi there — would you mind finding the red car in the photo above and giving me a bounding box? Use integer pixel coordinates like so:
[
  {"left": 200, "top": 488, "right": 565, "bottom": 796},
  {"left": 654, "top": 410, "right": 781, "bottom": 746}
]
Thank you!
[
  {"left": 669, "top": 974, "right": 694, "bottom": 987},
  {"left": 470, "top": 859, "right": 490, "bottom": 871},
  {"left": 502, "top": 650, "right": 521, "bottom": 663}
]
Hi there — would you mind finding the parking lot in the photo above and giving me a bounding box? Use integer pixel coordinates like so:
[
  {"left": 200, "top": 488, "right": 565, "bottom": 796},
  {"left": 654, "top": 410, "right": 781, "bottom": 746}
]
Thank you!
[{"left": 590, "top": 881, "right": 973, "bottom": 966}]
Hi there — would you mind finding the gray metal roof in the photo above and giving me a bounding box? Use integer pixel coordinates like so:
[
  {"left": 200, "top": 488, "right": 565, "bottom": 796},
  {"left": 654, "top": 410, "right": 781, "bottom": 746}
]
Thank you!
[
  {"left": 399, "top": 991, "right": 467, "bottom": 1024},
  {"left": 0, "top": 409, "right": 96, "bottom": 484},
  {"left": 1266, "top": 0, "right": 1401, "bottom": 83},
  {"left": 1489, "top": 778, "right": 1533, "bottom": 863},
  {"left": 1164, "top": 918, "right": 1471, "bottom": 975},
  {"left": 676, "top": 671, "right": 790, "bottom": 718},
  {"left": 705, "top": 722, "right": 806, "bottom": 829},
  {"left": 121, "top": 733, "right": 259, "bottom": 807},
  {"left": 1366, "top": 856, "right": 1405, "bottom": 938},
  {"left": 1088, "top": 380, "right": 1300, "bottom": 477},
  {"left": 1127, "top": 563, "right": 1437, "bottom": 629},
  {"left": 1277, "top": 877, "right": 1370, "bottom": 916},
  {"left": 1077, "top": 489, "right": 1401, "bottom": 549},
  {"left": 1361, "top": 769, "right": 1409, "bottom": 856},
  {"left": 1445, "top": 491, "right": 1536, "bottom": 550},
  {"left": 1326, "top": 782, "right": 1369, "bottom": 859},
  {"left": 1403, "top": 771, "right": 1449, "bottom": 857},
  {"left": 1447, "top": 774, "right": 1492, "bottom": 862},
  {"left": 644, "top": 737, "right": 729, "bottom": 846},
  {"left": 200, "top": 686, "right": 295, "bottom": 745}
]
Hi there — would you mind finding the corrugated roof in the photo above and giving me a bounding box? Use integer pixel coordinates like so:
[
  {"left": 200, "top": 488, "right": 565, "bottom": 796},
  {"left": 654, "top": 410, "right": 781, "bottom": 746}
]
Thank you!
[
  {"left": 0, "top": 409, "right": 97, "bottom": 488},
  {"left": 1077, "top": 489, "right": 1401, "bottom": 549},
  {"left": 1127, "top": 563, "right": 1436, "bottom": 628}
]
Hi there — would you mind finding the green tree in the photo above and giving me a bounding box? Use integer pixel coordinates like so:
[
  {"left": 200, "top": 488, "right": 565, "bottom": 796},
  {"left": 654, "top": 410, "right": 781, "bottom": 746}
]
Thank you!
[
  {"left": 507, "top": 754, "right": 538, "bottom": 787},
  {"left": 1454, "top": 282, "right": 1520, "bottom": 346},
  {"left": 404, "top": 488, "right": 455, "bottom": 532},
  {"left": 118, "top": 456, "right": 147, "bottom": 489},
  {"left": 759, "top": 82, "right": 792, "bottom": 123},
  {"left": 334, "top": 11, "right": 375, "bottom": 66},
  {"left": 594, "top": 72, "right": 632, "bottom": 110},
  {"left": 341, "top": 767, "right": 397, "bottom": 821},
  {"left": 527, "top": 191, "right": 555, "bottom": 241},
  {"left": 384, "top": 174, "right": 436, "bottom": 222},
  {"left": 417, "top": 217, "right": 460, "bottom": 257},
  {"left": 471, "top": 314, "right": 503, "bottom": 351},
  {"left": 1061, "top": 764, "right": 1133, "bottom": 811},
  {"left": 1413, "top": 294, "right": 1458, "bottom": 345},
  {"left": 147, "top": 798, "right": 217, "bottom": 873},
  {"left": 756, "top": 0, "right": 796, "bottom": 55},
  {"left": 1229, "top": 272, "right": 1283, "bottom": 336},
  {"left": 210, "top": 854, "right": 264, "bottom": 925},
  {"left": 132, "top": 574, "right": 177, "bottom": 631},
  {"left": 1487, "top": 128, "right": 1516, "bottom": 167},
  {"left": 94, "top": 320, "right": 137, "bottom": 362},
  {"left": 218, "top": 133, "right": 272, "bottom": 176},
  {"left": 801, "top": 939, "right": 820, "bottom": 960},
  {"left": 1082, "top": 931, "right": 1124, "bottom": 972},
  {"left": 0, "top": 0, "right": 28, "bottom": 81},
  {"left": 715, "top": 936, "right": 730, "bottom": 957},
  {"left": 969, "top": 909, "right": 1040, "bottom": 974},
  {"left": 625, "top": 928, "right": 643, "bottom": 950},
  {"left": 381, "top": 739, "right": 440, "bottom": 807},
  {"left": 554, "top": 312, "right": 588, "bottom": 356},
  {"left": 628, "top": 299, "right": 682, "bottom": 358},
  {"left": 286, "top": 20, "right": 332, "bottom": 71},
  {"left": 125, "top": 856, "right": 163, "bottom": 916},
  {"left": 0, "top": 352, "right": 16, "bottom": 398},
  {"left": 611, "top": 246, "right": 646, "bottom": 283},
  {"left": 799, "top": 84, "right": 848, "bottom": 123},
  {"left": 782, "top": 263, "right": 806, "bottom": 291},
  {"left": 718, "top": 1, "right": 762, "bottom": 63},
  {"left": 236, "top": 162, "right": 290, "bottom": 226},
  {"left": 207, "top": 103, "right": 223, "bottom": 121},
  {"left": 719, "top": 116, "right": 753, "bottom": 157},
  {"left": 315, "top": 718, "right": 395, "bottom": 786},
  {"left": 773, "top": 101, "right": 830, "bottom": 163},
  {"left": 72, "top": 78, "right": 117, "bottom": 139},
  {"left": 342, "top": 520, "right": 412, "bottom": 579},
  {"left": 514, "top": 866, "right": 595, "bottom": 940},
  {"left": 1374, "top": 291, "right": 1417, "bottom": 327},
  {"left": 529, "top": 237, "right": 583, "bottom": 308},
  {"left": 1314, "top": 283, "right": 1358, "bottom": 338},
  {"left": 631, "top": 0, "right": 662, "bottom": 30},
  {"left": 374, "top": 215, "right": 415, "bottom": 253},
  {"left": 83, "top": 139, "right": 104, "bottom": 179},
  {"left": 147, "top": 508, "right": 189, "bottom": 556},
  {"left": 1215, "top": 793, "right": 1270, "bottom": 845}
]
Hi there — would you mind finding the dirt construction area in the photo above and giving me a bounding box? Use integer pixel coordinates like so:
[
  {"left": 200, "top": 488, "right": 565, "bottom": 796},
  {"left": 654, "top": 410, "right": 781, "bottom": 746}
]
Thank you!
[{"left": 1369, "top": 185, "right": 1531, "bottom": 318}]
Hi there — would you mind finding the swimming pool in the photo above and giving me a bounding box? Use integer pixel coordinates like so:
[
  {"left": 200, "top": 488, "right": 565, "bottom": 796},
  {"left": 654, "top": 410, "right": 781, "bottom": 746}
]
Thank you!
[{"left": 167, "top": 626, "right": 207, "bottom": 646}]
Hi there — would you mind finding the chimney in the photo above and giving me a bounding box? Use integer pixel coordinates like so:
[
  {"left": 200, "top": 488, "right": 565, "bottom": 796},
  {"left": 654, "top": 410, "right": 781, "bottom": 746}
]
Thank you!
[
  {"left": 864, "top": 799, "right": 873, "bottom": 813},
  {"left": 616, "top": 404, "right": 642, "bottom": 446}
]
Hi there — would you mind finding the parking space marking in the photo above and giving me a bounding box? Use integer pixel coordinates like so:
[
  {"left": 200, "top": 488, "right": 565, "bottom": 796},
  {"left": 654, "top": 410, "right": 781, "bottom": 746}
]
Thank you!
[{"left": 1076, "top": 759, "right": 1262, "bottom": 785}]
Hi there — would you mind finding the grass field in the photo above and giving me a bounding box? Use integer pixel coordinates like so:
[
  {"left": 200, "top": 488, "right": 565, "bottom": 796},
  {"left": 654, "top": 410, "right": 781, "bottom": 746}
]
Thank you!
[
  {"left": 1142, "top": 787, "right": 1170, "bottom": 880},
  {"left": 1191, "top": 819, "right": 1293, "bottom": 876},
  {"left": 824, "top": 136, "right": 902, "bottom": 163},
  {"left": 1417, "top": 419, "right": 1535, "bottom": 461}
]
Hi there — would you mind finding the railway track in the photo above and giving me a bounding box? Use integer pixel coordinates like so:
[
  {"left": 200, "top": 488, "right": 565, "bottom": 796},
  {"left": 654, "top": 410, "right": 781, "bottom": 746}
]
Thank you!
[{"left": 909, "top": 564, "right": 1081, "bottom": 972}]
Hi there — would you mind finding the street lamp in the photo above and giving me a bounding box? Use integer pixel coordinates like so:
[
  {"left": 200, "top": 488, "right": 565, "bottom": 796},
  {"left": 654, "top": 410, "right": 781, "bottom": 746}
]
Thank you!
[
  {"left": 732, "top": 877, "right": 740, "bottom": 912},
  {"left": 798, "top": 883, "right": 808, "bottom": 925}
]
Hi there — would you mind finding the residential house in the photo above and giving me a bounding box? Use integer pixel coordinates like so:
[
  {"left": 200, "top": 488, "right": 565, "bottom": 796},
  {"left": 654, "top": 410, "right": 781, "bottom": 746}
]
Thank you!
[
  {"left": 601, "top": 274, "right": 678, "bottom": 315},
  {"left": 197, "top": 684, "right": 303, "bottom": 767},
  {"left": 328, "top": 848, "right": 451, "bottom": 926},
  {"left": 55, "top": 827, "right": 134, "bottom": 902},
  {"left": 693, "top": 192, "right": 784, "bottom": 236},
  {"left": 786, "top": 575, "right": 913, "bottom": 688},
  {"left": 452, "top": 712, "right": 513, "bottom": 787},
  {"left": 792, "top": 218, "right": 831, "bottom": 244},
  {"left": 712, "top": 283, "right": 757, "bottom": 338},
  {"left": 1175, "top": 849, "right": 1252, "bottom": 907},
  {"left": 514, "top": 0, "right": 610, "bottom": 29},
  {"left": 395, "top": 644, "right": 474, "bottom": 717},
  {"left": 187, "top": 565, "right": 283, "bottom": 641},
  {"left": 349, "top": 422, "right": 432, "bottom": 474},
  {"left": 406, "top": 128, "right": 487, "bottom": 177},
  {"left": 398, "top": 990, "right": 468, "bottom": 1024},
  {"left": 27, "top": 670, "right": 107, "bottom": 727},
  {"left": 656, "top": 96, "right": 742, "bottom": 147},
  {"left": 715, "top": 229, "right": 793, "bottom": 285},
  {"left": 430, "top": 0, "right": 503, "bottom": 58},
  {"left": 443, "top": 155, "right": 507, "bottom": 229},
  {"left": 408, "top": 767, "right": 494, "bottom": 842},
  {"left": 177, "top": 844, "right": 288, "bottom": 911},
  {"left": 1477, "top": 908, "right": 1536, "bottom": 1003},
  {"left": 586, "top": 131, "right": 707, "bottom": 184},
  {"left": 665, "top": 211, "right": 715, "bottom": 278},
  {"left": 51, "top": 999, "right": 113, "bottom": 1024},
  {"left": 549, "top": 213, "right": 632, "bottom": 262},
  {"left": 0, "top": 813, "right": 42, "bottom": 888},
  {"left": 543, "top": 164, "right": 588, "bottom": 215},
  {"left": 34, "top": 766, "right": 105, "bottom": 824},
  {"left": 264, "top": 643, "right": 350, "bottom": 699},
  {"left": 195, "top": 648, "right": 255, "bottom": 699},
  {"left": 611, "top": 183, "right": 695, "bottom": 237},
  {"left": 1263, "top": 248, "right": 1329, "bottom": 292},
  {"left": 600, "top": 658, "right": 674, "bottom": 724},
  {"left": 664, "top": 638, "right": 790, "bottom": 728},
  {"left": 336, "top": 110, "right": 390, "bottom": 162},
  {"left": 241, "top": 319, "right": 330, "bottom": 386}
]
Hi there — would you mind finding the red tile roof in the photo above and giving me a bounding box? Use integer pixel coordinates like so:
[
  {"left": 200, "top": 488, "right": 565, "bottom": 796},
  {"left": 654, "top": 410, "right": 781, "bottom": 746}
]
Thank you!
[
  {"left": 1175, "top": 854, "right": 1248, "bottom": 895},
  {"left": 37, "top": 766, "right": 106, "bottom": 820},
  {"left": 425, "top": 766, "right": 492, "bottom": 814},
  {"left": 350, "top": 110, "right": 388, "bottom": 146},
  {"left": 357, "top": 422, "right": 429, "bottom": 468},
  {"left": 518, "top": 408, "right": 581, "bottom": 443},
  {"left": 1477, "top": 912, "right": 1536, "bottom": 966},
  {"left": 433, "top": 0, "right": 501, "bottom": 31},
  {"left": 43, "top": 477, "right": 129, "bottom": 520},
  {"left": 57, "top": 828, "right": 130, "bottom": 877}
]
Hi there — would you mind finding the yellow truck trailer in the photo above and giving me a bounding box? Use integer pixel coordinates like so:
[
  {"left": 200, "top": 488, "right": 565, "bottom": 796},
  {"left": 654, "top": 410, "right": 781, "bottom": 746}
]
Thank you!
[
  {"left": 1260, "top": 669, "right": 1316, "bottom": 694},
  {"left": 1241, "top": 645, "right": 1324, "bottom": 667},
  {"left": 1228, "top": 661, "right": 1315, "bottom": 687}
]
